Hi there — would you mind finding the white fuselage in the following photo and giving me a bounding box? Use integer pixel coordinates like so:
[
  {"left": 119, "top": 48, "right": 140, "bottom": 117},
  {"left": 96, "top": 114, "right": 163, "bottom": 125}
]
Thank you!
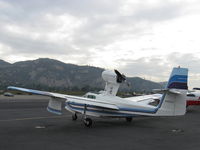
[{"left": 65, "top": 92, "right": 161, "bottom": 117}]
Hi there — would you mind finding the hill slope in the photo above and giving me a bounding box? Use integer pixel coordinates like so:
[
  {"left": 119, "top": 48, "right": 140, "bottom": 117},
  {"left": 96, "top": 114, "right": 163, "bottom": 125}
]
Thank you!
[
  {"left": 0, "top": 58, "right": 164, "bottom": 92},
  {"left": 0, "top": 60, "right": 10, "bottom": 67}
]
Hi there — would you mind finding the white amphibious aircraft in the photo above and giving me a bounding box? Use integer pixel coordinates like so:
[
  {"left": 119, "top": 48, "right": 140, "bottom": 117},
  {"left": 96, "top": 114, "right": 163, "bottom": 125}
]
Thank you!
[{"left": 7, "top": 67, "right": 188, "bottom": 127}]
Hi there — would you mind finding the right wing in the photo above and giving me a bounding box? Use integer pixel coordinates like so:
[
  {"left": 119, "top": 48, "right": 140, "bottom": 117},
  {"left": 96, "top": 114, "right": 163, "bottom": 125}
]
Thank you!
[{"left": 7, "top": 86, "right": 119, "bottom": 115}]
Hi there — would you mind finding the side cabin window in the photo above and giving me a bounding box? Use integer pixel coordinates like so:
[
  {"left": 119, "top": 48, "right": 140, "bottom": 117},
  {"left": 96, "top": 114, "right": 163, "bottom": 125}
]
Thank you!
[
  {"left": 187, "top": 94, "right": 196, "bottom": 97},
  {"left": 87, "top": 95, "right": 96, "bottom": 99}
]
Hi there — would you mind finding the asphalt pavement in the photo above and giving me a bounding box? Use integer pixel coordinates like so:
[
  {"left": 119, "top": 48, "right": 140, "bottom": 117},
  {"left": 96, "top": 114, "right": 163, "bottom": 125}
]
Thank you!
[{"left": 0, "top": 95, "right": 200, "bottom": 150}]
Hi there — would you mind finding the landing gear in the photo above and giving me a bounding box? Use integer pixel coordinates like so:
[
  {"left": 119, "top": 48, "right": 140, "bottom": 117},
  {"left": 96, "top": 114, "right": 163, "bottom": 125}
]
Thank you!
[
  {"left": 126, "top": 117, "right": 132, "bottom": 122},
  {"left": 83, "top": 118, "right": 93, "bottom": 127},
  {"left": 72, "top": 113, "right": 77, "bottom": 121},
  {"left": 83, "top": 104, "right": 93, "bottom": 127}
]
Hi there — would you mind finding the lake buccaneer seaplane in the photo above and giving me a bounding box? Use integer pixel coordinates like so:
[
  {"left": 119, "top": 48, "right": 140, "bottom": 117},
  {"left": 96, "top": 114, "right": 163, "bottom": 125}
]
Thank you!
[{"left": 7, "top": 67, "right": 188, "bottom": 127}]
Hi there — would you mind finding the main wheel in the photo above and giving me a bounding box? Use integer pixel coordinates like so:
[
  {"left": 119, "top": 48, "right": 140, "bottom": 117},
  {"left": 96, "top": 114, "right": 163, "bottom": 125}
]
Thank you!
[
  {"left": 72, "top": 113, "right": 77, "bottom": 121},
  {"left": 84, "top": 118, "right": 92, "bottom": 127},
  {"left": 126, "top": 117, "right": 132, "bottom": 122}
]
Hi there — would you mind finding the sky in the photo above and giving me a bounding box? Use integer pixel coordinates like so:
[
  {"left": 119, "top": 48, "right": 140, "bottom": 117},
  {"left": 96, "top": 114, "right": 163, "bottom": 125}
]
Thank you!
[{"left": 0, "top": 0, "right": 200, "bottom": 88}]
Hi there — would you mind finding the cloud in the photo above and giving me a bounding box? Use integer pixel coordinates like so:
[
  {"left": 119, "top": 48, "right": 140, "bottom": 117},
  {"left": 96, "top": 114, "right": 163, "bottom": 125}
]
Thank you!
[
  {"left": 118, "top": 56, "right": 170, "bottom": 81},
  {"left": 0, "top": 0, "right": 200, "bottom": 88},
  {"left": 117, "top": 52, "right": 200, "bottom": 88},
  {"left": 0, "top": 0, "right": 187, "bottom": 55},
  {"left": 71, "top": 0, "right": 187, "bottom": 49}
]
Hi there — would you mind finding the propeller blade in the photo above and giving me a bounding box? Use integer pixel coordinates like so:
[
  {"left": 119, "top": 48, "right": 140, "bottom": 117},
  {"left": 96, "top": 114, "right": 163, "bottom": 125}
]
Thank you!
[
  {"left": 114, "top": 69, "right": 121, "bottom": 76},
  {"left": 114, "top": 69, "right": 126, "bottom": 83}
]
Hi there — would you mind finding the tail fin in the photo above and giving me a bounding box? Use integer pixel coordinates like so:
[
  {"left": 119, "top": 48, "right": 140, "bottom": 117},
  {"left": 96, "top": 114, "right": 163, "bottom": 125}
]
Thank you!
[
  {"left": 156, "top": 67, "right": 188, "bottom": 116},
  {"left": 166, "top": 67, "right": 188, "bottom": 90}
]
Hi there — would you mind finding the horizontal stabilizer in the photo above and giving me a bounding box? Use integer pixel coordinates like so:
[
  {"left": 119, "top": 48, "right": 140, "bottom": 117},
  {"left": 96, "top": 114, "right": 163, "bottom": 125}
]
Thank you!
[
  {"left": 152, "top": 89, "right": 181, "bottom": 94},
  {"left": 152, "top": 89, "right": 167, "bottom": 93},
  {"left": 168, "top": 89, "right": 182, "bottom": 94}
]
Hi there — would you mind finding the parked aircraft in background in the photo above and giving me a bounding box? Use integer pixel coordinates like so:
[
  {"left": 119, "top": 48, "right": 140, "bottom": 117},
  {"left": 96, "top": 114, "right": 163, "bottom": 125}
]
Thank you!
[
  {"left": 7, "top": 67, "right": 188, "bottom": 127},
  {"left": 186, "top": 88, "right": 200, "bottom": 107},
  {"left": 148, "top": 89, "right": 200, "bottom": 108}
]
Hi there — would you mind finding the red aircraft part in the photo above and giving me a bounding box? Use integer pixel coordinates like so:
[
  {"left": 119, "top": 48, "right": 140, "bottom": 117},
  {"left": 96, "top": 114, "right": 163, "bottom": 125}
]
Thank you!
[{"left": 187, "top": 99, "right": 200, "bottom": 106}]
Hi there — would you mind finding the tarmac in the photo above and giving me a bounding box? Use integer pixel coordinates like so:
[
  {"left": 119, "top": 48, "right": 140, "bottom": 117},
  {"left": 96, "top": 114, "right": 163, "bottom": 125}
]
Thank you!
[{"left": 0, "top": 95, "right": 200, "bottom": 150}]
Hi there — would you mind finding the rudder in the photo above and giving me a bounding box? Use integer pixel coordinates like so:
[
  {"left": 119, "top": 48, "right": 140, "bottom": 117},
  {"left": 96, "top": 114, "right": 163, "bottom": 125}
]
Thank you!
[{"left": 156, "top": 67, "right": 188, "bottom": 116}]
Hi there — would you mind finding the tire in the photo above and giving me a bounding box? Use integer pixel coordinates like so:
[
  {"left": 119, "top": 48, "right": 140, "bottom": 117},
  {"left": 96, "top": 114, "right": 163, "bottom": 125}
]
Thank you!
[
  {"left": 72, "top": 113, "right": 77, "bottom": 121},
  {"left": 126, "top": 117, "right": 132, "bottom": 122},
  {"left": 84, "top": 118, "right": 92, "bottom": 127}
]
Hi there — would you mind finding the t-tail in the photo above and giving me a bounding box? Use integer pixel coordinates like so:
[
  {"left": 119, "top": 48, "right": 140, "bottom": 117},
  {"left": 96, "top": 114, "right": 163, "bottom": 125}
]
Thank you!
[{"left": 155, "top": 67, "right": 188, "bottom": 116}]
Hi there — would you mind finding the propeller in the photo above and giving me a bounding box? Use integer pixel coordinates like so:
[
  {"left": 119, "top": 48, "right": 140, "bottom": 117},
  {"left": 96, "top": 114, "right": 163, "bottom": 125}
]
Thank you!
[
  {"left": 114, "top": 69, "right": 126, "bottom": 83},
  {"left": 114, "top": 70, "right": 131, "bottom": 87}
]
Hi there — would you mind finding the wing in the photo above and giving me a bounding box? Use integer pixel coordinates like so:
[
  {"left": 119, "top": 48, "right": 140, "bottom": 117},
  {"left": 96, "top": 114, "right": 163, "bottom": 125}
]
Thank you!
[
  {"left": 7, "top": 86, "right": 119, "bottom": 115},
  {"left": 8, "top": 86, "right": 67, "bottom": 98}
]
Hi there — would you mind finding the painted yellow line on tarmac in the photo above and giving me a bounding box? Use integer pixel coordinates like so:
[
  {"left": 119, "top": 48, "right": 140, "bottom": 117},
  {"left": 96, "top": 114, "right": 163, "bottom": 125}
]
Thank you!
[{"left": 0, "top": 115, "right": 70, "bottom": 122}]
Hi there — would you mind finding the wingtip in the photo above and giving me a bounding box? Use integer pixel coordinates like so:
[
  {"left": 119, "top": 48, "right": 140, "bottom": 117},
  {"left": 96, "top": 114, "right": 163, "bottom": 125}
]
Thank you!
[{"left": 7, "top": 86, "right": 14, "bottom": 90}]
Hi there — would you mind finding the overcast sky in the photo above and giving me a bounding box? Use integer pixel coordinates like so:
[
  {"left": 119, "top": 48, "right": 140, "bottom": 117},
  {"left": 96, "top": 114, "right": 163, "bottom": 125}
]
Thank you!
[{"left": 0, "top": 0, "right": 200, "bottom": 88}]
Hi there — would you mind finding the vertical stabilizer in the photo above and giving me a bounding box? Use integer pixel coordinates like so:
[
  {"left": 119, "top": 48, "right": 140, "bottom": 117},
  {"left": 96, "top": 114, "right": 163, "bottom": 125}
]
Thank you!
[
  {"left": 156, "top": 67, "right": 188, "bottom": 116},
  {"left": 166, "top": 67, "right": 188, "bottom": 90}
]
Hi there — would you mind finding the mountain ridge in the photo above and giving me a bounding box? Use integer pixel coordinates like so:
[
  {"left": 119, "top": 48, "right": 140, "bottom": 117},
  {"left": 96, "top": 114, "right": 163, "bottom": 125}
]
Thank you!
[
  {"left": 0, "top": 58, "right": 164, "bottom": 93},
  {"left": 0, "top": 59, "right": 11, "bottom": 67}
]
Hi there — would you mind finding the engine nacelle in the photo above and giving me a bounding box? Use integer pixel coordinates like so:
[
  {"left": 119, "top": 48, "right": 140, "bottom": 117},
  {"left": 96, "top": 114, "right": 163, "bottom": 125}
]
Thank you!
[
  {"left": 102, "top": 70, "right": 118, "bottom": 84},
  {"left": 101, "top": 70, "right": 120, "bottom": 96},
  {"left": 102, "top": 69, "right": 126, "bottom": 96}
]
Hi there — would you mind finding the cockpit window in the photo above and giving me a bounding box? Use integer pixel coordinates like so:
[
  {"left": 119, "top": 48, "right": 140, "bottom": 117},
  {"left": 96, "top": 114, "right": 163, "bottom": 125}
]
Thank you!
[
  {"left": 87, "top": 95, "right": 96, "bottom": 99},
  {"left": 187, "top": 94, "right": 195, "bottom": 97}
]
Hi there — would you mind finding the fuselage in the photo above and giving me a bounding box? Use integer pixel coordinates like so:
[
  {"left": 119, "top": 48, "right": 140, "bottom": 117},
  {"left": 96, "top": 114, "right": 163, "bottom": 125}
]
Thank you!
[
  {"left": 65, "top": 92, "right": 161, "bottom": 117},
  {"left": 64, "top": 90, "right": 200, "bottom": 117}
]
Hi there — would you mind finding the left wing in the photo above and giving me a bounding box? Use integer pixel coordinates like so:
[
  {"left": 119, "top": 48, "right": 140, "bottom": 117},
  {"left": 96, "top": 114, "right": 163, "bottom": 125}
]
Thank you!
[{"left": 7, "top": 86, "right": 119, "bottom": 115}]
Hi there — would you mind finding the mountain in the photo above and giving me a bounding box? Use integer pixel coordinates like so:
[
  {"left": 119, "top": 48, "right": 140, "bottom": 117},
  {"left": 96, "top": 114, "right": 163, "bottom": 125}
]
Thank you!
[
  {"left": 123, "top": 77, "right": 163, "bottom": 93},
  {"left": 0, "top": 60, "right": 10, "bottom": 67},
  {"left": 0, "top": 58, "right": 164, "bottom": 93}
]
